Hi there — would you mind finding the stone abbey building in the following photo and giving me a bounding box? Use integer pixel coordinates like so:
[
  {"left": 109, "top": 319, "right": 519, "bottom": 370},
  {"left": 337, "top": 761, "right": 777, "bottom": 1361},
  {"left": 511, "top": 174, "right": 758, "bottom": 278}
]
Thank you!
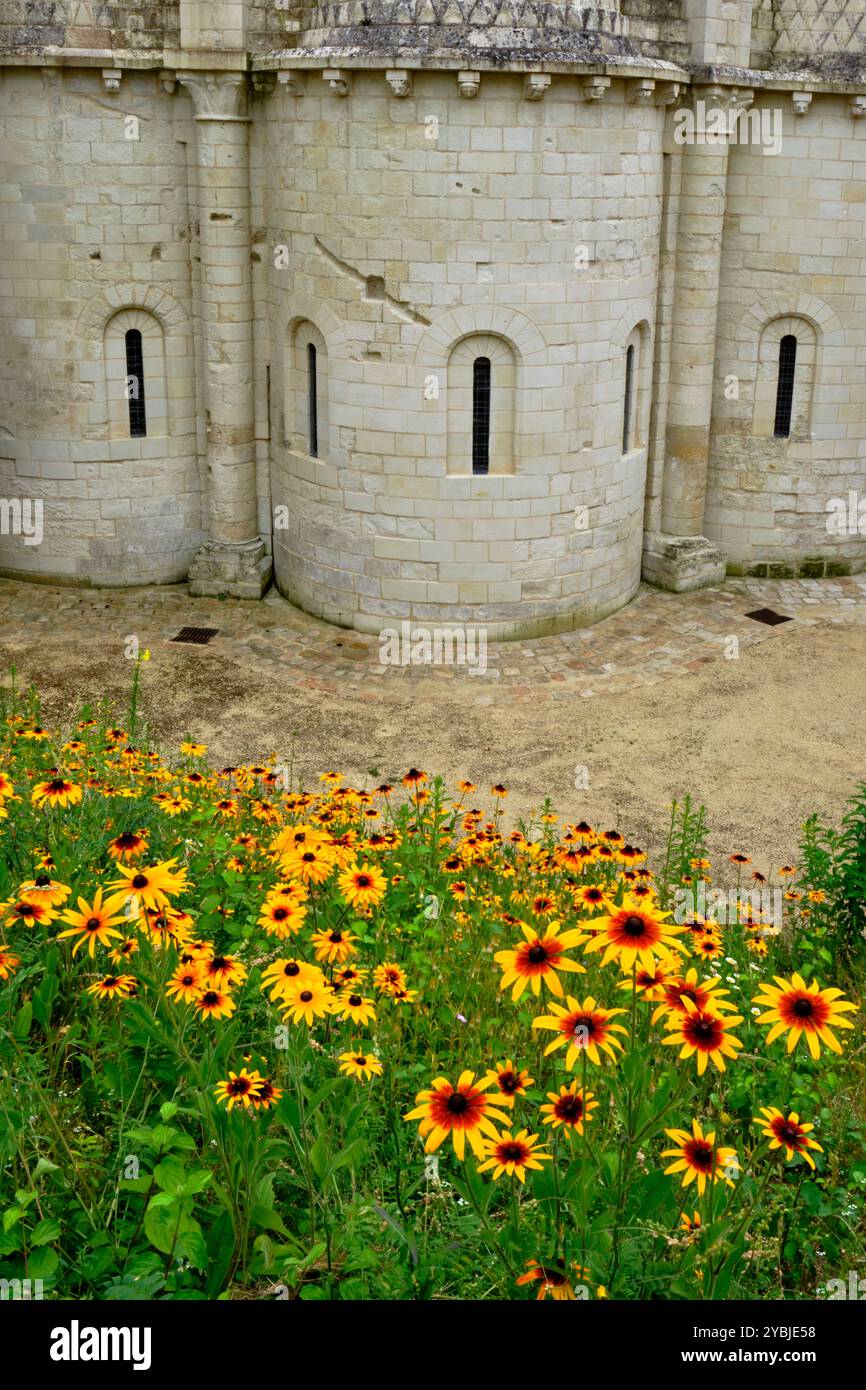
[{"left": 1, "top": 1, "right": 866, "bottom": 637}]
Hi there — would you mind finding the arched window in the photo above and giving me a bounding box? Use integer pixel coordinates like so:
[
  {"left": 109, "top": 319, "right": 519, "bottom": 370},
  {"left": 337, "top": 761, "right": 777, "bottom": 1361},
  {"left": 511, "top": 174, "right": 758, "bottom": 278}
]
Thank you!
[
  {"left": 446, "top": 334, "right": 516, "bottom": 475},
  {"left": 307, "top": 342, "right": 318, "bottom": 457},
  {"left": 773, "top": 334, "right": 797, "bottom": 438},
  {"left": 622, "top": 343, "right": 635, "bottom": 453},
  {"left": 104, "top": 309, "right": 168, "bottom": 441},
  {"left": 620, "top": 324, "right": 648, "bottom": 454},
  {"left": 287, "top": 320, "right": 329, "bottom": 460},
  {"left": 752, "top": 316, "right": 816, "bottom": 441},
  {"left": 125, "top": 329, "right": 147, "bottom": 437},
  {"left": 472, "top": 356, "right": 491, "bottom": 474}
]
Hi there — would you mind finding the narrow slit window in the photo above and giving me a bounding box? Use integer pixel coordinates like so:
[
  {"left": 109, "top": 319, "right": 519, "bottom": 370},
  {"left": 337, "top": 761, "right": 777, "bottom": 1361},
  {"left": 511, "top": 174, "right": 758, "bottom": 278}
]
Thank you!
[
  {"left": 125, "top": 328, "right": 147, "bottom": 438},
  {"left": 774, "top": 334, "right": 797, "bottom": 438},
  {"left": 307, "top": 342, "right": 318, "bottom": 457},
  {"left": 622, "top": 343, "right": 635, "bottom": 453},
  {"left": 472, "top": 356, "right": 491, "bottom": 474}
]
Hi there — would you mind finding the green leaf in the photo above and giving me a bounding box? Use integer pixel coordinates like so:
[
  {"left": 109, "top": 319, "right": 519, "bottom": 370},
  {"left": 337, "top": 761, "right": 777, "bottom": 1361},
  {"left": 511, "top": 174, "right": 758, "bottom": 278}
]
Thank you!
[
  {"left": 309, "top": 1134, "right": 330, "bottom": 1182},
  {"left": 143, "top": 1192, "right": 181, "bottom": 1255},
  {"left": 27, "top": 1245, "right": 59, "bottom": 1280},
  {"left": 13, "top": 1001, "right": 32, "bottom": 1039},
  {"left": 250, "top": 1204, "right": 291, "bottom": 1238},
  {"left": 30, "top": 1218, "right": 62, "bottom": 1246}
]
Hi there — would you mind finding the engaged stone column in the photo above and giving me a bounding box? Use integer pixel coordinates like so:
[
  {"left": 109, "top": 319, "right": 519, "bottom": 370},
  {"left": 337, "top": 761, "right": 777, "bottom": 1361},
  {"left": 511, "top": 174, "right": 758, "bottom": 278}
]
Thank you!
[
  {"left": 643, "top": 86, "right": 744, "bottom": 593},
  {"left": 178, "top": 71, "right": 270, "bottom": 598}
]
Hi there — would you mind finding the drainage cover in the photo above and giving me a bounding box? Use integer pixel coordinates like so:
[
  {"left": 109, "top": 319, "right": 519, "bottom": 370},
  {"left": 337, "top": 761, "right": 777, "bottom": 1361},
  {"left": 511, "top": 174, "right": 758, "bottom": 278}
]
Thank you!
[
  {"left": 170, "top": 627, "right": 220, "bottom": 645},
  {"left": 744, "top": 608, "right": 793, "bottom": 626}
]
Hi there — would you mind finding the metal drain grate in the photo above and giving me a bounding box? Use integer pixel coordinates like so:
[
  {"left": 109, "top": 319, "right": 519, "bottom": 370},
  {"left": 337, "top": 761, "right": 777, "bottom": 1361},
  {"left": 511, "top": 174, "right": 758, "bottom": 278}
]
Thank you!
[
  {"left": 170, "top": 626, "right": 220, "bottom": 645},
  {"left": 744, "top": 608, "right": 793, "bottom": 626}
]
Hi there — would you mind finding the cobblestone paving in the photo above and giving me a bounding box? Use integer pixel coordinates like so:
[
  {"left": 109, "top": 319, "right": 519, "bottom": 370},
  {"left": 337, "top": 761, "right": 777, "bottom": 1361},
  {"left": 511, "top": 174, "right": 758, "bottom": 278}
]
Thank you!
[{"left": 1, "top": 574, "right": 865, "bottom": 705}]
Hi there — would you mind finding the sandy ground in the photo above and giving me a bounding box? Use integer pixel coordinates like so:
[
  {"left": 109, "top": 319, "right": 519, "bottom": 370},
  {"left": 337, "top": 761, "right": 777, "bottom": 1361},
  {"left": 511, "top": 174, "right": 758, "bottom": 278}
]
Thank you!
[{"left": 2, "top": 600, "right": 864, "bottom": 874}]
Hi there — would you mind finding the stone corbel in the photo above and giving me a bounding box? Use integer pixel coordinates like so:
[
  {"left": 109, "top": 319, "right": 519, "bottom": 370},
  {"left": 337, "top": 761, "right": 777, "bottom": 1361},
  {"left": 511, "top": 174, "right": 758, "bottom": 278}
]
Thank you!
[
  {"left": 101, "top": 69, "right": 122, "bottom": 94},
  {"left": 458, "top": 70, "right": 481, "bottom": 99},
  {"left": 252, "top": 72, "right": 276, "bottom": 97},
  {"left": 581, "top": 76, "right": 610, "bottom": 103},
  {"left": 792, "top": 91, "right": 812, "bottom": 116},
  {"left": 160, "top": 70, "right": 176, "bottom": 95},
  {"left": 654, "top": 80, "right": 681, "bottom": 106},
  {"left": 277, "top": 72, "right": 305, "bottom": 97},
  {"left": 523, "top": 73, "right": 551, "bottom": 102},
  {"left": 731, "top": 87, "right": 755, "bottom": 111},
  {"left": 323, "top": 69, "right": 350, "bottom": 97},
  {"left": 628, "top": 78, "right": 656, "bottom": 104},
  {"left": 850, "top": 96, "right": 866, "bottom": 118},
  {"left": 386, "top": 69, "right": 412, "bottom": 98}
]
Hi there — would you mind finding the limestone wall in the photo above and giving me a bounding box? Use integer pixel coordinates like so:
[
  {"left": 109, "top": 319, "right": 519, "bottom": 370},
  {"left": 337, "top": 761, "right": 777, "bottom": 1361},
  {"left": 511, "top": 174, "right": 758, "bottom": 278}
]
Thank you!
[
  {"left": 0, "top": 65, "right": 203, "bottom": 585},
  {"left": 705, "top": 92, "right": 866, "bottom": 577},
  {"left": 263, "top": 69, "right": 663, "bottom": 637}
]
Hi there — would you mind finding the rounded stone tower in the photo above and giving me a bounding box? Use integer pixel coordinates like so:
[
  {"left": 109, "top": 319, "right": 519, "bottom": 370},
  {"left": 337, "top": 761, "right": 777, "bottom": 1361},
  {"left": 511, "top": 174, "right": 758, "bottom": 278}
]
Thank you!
[{"left": 265, "top": 1, "right": 681, "bottom": 636}]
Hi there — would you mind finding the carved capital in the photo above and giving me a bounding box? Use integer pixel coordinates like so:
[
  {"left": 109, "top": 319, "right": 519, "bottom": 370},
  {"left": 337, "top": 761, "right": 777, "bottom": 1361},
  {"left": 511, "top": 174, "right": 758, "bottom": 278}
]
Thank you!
[
  {"left": 177, "top": 72, "right": 250, "bottom": 121},
  {"left": 791, "top": 91, "right": 812, "bottom": 116}
]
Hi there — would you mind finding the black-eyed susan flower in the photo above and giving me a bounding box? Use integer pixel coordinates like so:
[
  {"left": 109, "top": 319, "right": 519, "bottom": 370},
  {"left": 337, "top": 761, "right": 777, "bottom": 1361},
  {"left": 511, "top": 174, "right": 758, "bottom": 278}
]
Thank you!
[
  {"left": 260, "top": 957, "right": 322, "bottom": 1002},
  {"left": 249, "top": 1072, "right": 283, "bottom": 1109},
  {"left": 4, "top": 897, "right": 56, "bottom": 929},
  {"left": 332, "top": 992, "right": 376, "bottom": 1026},
  {"left": 110, "top": 859, "right": 188, "bottom": 912},
  {"left": 279, "top": 843, "right": 335, "bottom": 886},
  {"left": 0, "top": 948, "right": 22, "bottom": 980},
  {"left": 494, "top": 920, "right": 587, "bottom": 1002},
  {"left": 754, "top": 1107, "right": 823, "bottom": 1169},
  {"left": 311, "top": 926, "right": 358, "bottom": 965},
  {"left": 582, "top": 895, "right": 687, "bottom": 970},
  {"left": 194, "top": 988, "right": 236, "bottom": 1021},
  {"left": 650, "top": 967, "right": 738, "bottom": 1024},
  {"left": 107, "top": 830, "right": 148, "bottom": 861},
  {"left": 540, "top": 1082, "right": 598, "bottom": 1137},
  {"left": 181, "top": 741, "right": 207, "bottom": 758},
  {"left": 86, "top": 973, "right": 137, "bottom": 1000},
  {"left": 31, "top": 777, "right": 83, "bottom": 809},
  {"left": 16, "top": 875, "right": 71, "bottom": 908},
  {"left": 214, "top": 1068, "right": 263, "bottom": 1110},
  {"left": 166, "top": 961, "right": 205, "bottom": 1004},
  {"left": 57, "top": 888, "right": 128, "bottom": 957},
  {"left": 680, "top": 1211, "right": 701, "bottom": 1236},
  {"left": 661, "top": 998, "right": 744, "bottom": 1076},
  {"left": 338, "top": 862, "right": 387, "bottom": 911},
  {"left": 619, "top": 962, "right": 671, "bottom": 1001},
  {"left": 339, "top": 1050, "right": 383, "bottom": 1081},
  {"left": 373, "top": 962, "right": 407, "bottom": 996},
  {"left": 257, "top": 897, "right": 306, "bottom": 939},
  {"left": 477, "top": 1128, "right": 551, "bottom": 1183},
  {"left": 516, "top": 1260, "right": 584, "bottom": 1301},
  {"left": 532, "top": 994, "right": 628, "bottom": 1067},
  {"left": 481, "top": 1060, "right": 533, "bottom": 1106},
  {"left": 661, "top": 1119, "right": 739, "bottom": 1195},
  {"left": 280, "top": 977, "right": 333, "bottom": 1026},
  {"left": 404, "top": 1070, "right": 511, "bottom": 1161},
  {"left": 753, "top": 973, "right": 857, "bottom": 1059},
  {"left": 203, "top": 953, "right": 247, "bottom": 989}
]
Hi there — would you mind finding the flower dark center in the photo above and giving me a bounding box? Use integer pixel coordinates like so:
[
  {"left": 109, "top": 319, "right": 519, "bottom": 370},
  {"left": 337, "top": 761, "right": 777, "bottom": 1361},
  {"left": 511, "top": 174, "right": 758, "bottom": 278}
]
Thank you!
[
  {"left": 348, "top": 995, "right": 362, "bottom": 1007},
  {"left": 132, "top": 874, "right": 148, "bottom": 889},
  {"left": 299, "top": 990, "right": 313, "bottom": 1002},
  {"left": 527, "top": 944, "right": 548, "bottom": 964},
  {"left": 86, "top": 917, "right": 101, "bottom": 930},
  {"left": 792, "top": 997, "right": 814, "bottom": 1018},
  {"left": 447, "top": 1092, "right": 470, "bottom": 1114},
  {"left": 622, "top": 914, "right": 646, "bottom": 936}
]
